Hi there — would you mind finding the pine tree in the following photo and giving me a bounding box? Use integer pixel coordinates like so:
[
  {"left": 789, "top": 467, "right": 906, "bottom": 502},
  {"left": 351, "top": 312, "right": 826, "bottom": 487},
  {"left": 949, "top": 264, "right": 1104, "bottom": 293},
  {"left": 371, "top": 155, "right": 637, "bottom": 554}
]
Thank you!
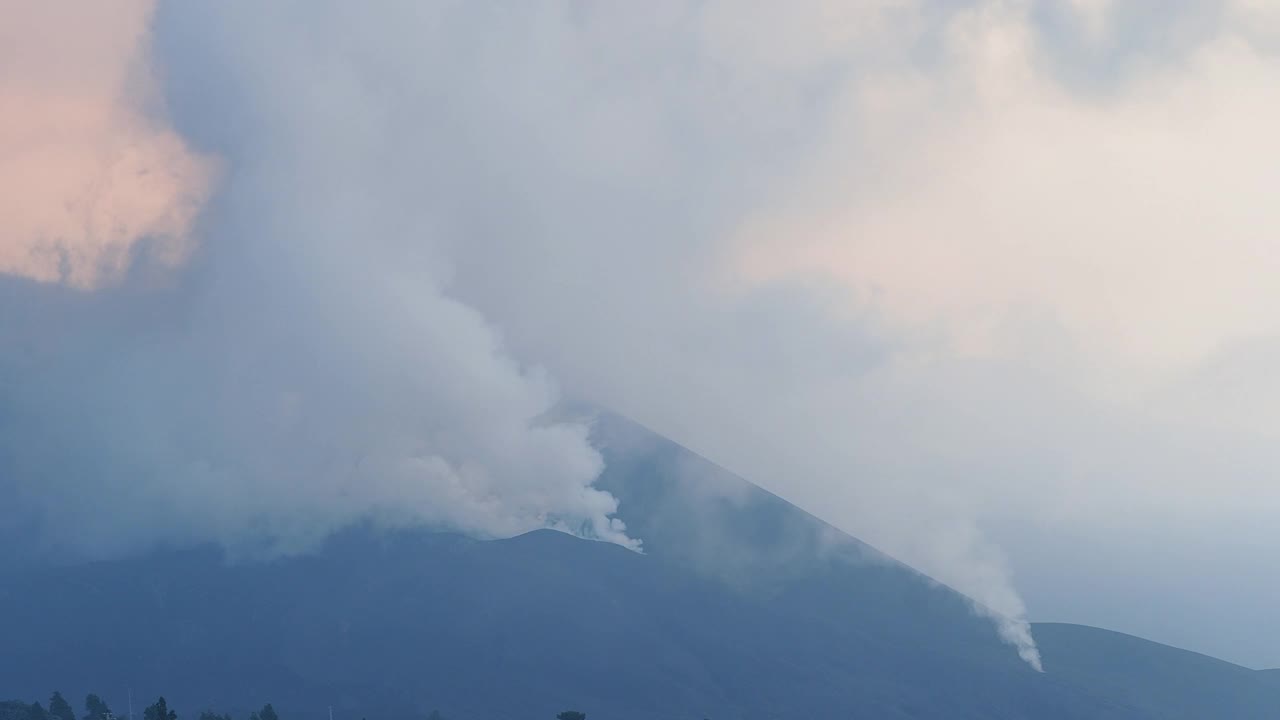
[
  {"left": 143, "top": 698, "right": 176, "bottom": 720},
  {"left": 47, "top": 695, "right": 74, "bottom": 720},
  {"left": 83, "top": 695, "right": 112, "bottom": 720}
]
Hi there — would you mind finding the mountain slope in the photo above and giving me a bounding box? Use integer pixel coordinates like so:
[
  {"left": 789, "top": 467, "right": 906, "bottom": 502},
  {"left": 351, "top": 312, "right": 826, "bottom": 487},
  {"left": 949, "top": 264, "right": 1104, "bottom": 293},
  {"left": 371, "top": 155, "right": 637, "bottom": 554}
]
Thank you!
[
  {"left": 1, "top": 528, "right": 1126, "bottom": 720},
  {"left": 1, "top": 415, "right": 1276, "bottom": 719},
  {"left": 591, "top": 414, "right": 1280, "bottom": 718},
  {"left": 1033, "top": 623, "right": 1280, "bottom": 719}
]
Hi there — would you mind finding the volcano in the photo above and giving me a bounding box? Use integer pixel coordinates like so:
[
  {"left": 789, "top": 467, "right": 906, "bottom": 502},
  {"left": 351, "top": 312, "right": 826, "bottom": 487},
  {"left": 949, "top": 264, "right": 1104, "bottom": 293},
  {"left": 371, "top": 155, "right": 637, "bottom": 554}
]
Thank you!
[{"left": 1, "top": 415, "right": 1276, "bottom": 719}]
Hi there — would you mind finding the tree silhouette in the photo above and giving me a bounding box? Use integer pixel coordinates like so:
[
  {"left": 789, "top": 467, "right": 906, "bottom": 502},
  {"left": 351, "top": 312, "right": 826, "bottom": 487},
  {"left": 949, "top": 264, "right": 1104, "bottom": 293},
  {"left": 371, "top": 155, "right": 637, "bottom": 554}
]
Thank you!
[
  {"left": 248, "top": 704, "right": 277, "bottom": 720},
  {"left": 0, "top": 701, "right": 45, "bottom": 720},
  {"left": 143, "top": 698, "right": 176, "bottom": 720},
  {"left": 47, "top": 694, "right": 74, "bottom": 720},
  {"left": 82, "top": 695, "right": 112, "bottom": 720},
  {"left": 556, "top": 712, "right": 586, "bottom": 720}
]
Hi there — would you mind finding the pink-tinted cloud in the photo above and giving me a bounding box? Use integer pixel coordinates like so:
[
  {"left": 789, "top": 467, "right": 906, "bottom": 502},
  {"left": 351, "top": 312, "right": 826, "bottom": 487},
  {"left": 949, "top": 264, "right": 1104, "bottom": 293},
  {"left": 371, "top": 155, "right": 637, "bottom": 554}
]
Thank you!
[{"left": 0, "top": 0, "right": 214, "bottom": 287}]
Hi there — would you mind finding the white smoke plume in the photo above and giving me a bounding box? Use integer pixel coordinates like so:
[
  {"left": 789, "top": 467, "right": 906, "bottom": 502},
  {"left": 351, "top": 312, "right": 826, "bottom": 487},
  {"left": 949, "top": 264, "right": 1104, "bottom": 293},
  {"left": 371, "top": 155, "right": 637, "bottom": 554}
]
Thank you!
[
  {"left": 0, "top": 0, "right": 635, "bottom": 559},
  {"left": 9, "top": 0, "right": 1280, "bottom": 669}
]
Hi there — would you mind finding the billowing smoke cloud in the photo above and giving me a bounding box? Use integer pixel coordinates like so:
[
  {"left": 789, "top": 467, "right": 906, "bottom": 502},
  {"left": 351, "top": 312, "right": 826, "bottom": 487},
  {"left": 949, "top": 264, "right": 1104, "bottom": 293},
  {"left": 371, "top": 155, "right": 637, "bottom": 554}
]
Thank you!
[
  {"left": 0, "top": 0, "right": 213, "bottom": 287},
  {"left": 0, "top": 0, "right": 634, "bottom": 560},
  {"left": 8, "top": 0, "right": 1280, "bottom": 670}
]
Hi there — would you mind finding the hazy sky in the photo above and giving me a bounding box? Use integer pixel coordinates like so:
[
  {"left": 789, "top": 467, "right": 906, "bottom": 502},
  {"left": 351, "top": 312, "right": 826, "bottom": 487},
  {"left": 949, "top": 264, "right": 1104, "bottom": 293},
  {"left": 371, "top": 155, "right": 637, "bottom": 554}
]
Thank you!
[{"left": 3, "top": 0, "right": 1279, "bottom": 668}]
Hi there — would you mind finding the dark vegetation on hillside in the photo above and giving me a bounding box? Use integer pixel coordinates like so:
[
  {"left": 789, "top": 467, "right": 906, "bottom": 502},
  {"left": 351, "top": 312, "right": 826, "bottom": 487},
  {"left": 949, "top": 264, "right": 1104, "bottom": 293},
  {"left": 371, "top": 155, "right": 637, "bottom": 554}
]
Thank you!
[
  {"left": 0, "top": 696, "right": 600, "bottom": 720},
  {"left": 0, "top": 694, "right": 285, "bottom": 720}
]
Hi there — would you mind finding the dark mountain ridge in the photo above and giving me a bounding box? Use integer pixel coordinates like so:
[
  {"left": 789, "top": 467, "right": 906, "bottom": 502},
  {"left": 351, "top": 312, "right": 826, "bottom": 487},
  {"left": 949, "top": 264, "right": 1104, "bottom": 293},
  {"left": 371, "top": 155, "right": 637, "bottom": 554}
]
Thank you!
[{"left": 2, "top": 415, "right": 1276, "bottom": 719}]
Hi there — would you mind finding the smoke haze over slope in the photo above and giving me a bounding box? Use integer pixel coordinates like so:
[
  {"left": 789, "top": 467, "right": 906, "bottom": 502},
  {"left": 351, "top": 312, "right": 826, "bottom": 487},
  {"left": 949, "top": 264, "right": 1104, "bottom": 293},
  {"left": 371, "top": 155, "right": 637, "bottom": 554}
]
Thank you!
[{"left": 3, "top": 0, "right": 1280, "bottom": 667}]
